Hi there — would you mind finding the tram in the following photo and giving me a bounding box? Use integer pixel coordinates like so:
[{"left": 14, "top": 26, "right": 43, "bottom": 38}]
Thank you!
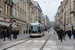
[{"left": 28, "top": 23, "right": 45, "bottom": 37}]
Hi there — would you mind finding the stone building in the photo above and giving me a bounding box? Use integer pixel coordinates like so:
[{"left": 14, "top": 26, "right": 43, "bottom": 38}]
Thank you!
[
  {"left": 0, "top": 0, "right": 14, "bottom": 29},
  {"left": 32, "top": 1, "right": 42, "bottom": 23},
  {"left": 12, "top": 0, "right": 27, "bottom": 34}
]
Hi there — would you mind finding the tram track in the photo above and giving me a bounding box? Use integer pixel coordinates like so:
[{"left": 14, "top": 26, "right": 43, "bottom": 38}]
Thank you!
[
  {"left": 3, "top": 37, "right": 33, "bottom": 50},
  {"left": 3, "top": 30, "right": 52, "bottom": 50},
  {"left": 40, "top": 31, "right": 51, "bottom": 50}
]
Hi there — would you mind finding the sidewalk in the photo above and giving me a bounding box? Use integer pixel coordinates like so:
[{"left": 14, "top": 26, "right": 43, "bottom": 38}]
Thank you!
[{"left": 0, "top": 34, "right": 29, "bottom": 46}]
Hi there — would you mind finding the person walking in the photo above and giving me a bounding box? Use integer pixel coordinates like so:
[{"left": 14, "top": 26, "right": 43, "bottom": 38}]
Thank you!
[
  {"left": 3, "top": 29, "right": 7, "bottom": 41},
  {"left": 67, "top": 30, "right": 72, "bottom": 39},
  {"left": 72, "top": 29, "right": 75, "bottom": 39},
  {"left": 1, "top": 29, "right": 3, "bottom": 39},
  {"left": 24, "top": 30, "right": 25, "bottom": 34},
  {"left": 13, "top": 29, "right": 17, "bottom": 39},
  {"left": 7, "top": 29, "right": 10, "bottom": 39},
  {"left": 58, "top": 28, "right": 64, "bottom": 42}
]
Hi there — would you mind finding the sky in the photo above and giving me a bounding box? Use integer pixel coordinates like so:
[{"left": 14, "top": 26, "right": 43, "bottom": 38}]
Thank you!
[{"left": 33, "top": 0, "right": 63, "bottom": 21}]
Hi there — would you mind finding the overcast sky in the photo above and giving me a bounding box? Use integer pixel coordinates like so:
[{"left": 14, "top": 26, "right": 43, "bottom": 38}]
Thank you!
[{"left": 33, "top": 0, "right": 63, "bottom": 21}]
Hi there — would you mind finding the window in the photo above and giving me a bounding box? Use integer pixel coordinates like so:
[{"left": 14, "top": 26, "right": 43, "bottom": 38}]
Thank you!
[
  {"left": 13, "top": 0, "right": 15, "bottom": 3},
  {"left": 4, "top": 4, "right": 6, "bottom": 15},
  {"left": 17, "top": 10, "right": 19, "bottom": 18},
  {"left": 20, "top": 0, "right": 21, "bottom": 8},
  {"left": 13, "top": 8, "right": 16, "bottom": 17},
  {"left": 16, "top": 0, "right": 18, "bottom": 5},
  {"left": 22, "top": 13, "right": 23, "bottom": 20}
]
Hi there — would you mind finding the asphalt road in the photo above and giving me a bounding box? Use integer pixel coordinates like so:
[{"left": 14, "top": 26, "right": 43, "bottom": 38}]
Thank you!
[{"left": 0, "top": 28, "right": 75, "bottom": 50}]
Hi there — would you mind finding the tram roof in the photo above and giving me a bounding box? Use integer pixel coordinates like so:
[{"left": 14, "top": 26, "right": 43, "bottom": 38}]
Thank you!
[{"left": 30, "top": 23, "right": 41, "bottom": 25}]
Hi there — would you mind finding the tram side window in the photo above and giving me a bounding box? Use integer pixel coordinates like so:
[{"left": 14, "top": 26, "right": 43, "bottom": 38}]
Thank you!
[
  {"left": 38, "top": 26, "right": 41, "bottom": 33},
  {"left": 29, "top": 26, "right": 33, "bottom": 33}
]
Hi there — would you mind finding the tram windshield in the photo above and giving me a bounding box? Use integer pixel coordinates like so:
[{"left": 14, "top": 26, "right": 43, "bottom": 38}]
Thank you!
[{"left": 31, "top": 25, "right": 38, "bottom": 31}]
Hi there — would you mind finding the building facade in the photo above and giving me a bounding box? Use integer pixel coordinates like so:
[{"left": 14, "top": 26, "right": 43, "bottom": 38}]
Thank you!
[
  {"left": 0, "top": 0, "right": 13, "bottom": 29},
  {"left": 56, "top": 0, "right": 75, "bottom": 31},
  {"left": 12, "top": 0, "right": 27, "bottom": 34}
]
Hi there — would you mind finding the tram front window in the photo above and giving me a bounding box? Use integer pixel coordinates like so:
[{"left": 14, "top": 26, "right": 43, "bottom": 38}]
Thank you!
[{"left": 32, "top": 25, "right": 38, "bottom": 31}]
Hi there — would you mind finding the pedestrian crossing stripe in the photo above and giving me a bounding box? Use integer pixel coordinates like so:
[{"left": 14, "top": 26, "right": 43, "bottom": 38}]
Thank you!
[
  {"left": 3, "top": 46, "right": 75, "bottom": 50},
  {"left": 32, "top": 48, "right": 39, "bottom": 50},
  {"left": 43, "top": 48, "right": 51, "bottom": 50}
]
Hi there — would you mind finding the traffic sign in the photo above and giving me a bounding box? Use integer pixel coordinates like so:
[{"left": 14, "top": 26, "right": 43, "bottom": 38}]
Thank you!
[{"left": 9, "top": 20, "right": 12, "bottom": 23}]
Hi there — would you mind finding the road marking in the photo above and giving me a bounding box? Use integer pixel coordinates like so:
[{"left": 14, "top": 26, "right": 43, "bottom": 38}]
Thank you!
[
  {"left": 7, "top": 48, "right": 15, "bottom": 50},
  {"left": 26, "top": 40, "right": 32, "bottom": 42},
  {"left": 33, "top": 40, "right": 39, "bottom": 42},
  {"left": 17, "top": 40, "right": 25, "bottom": 43},
  {"left": 47, "top": 41, "right": 52, "bottom": 42},
  {"left": 19, "top": 48, "right": 26, "bottom": 50},
  {"left": 32, "top": 48, "right": 39, "bottom": 50},
  {"left": 43, "top": 48, "right": 51, "bottom": 50},
  {"left": 40, "top": 40, "right": 45, "bottom": 42},
  {"left": 63, "top": 46, "right": 74, "bottom": 49},
  {"left": 50, "top": 46, "right": 57, "bottom": 48}
]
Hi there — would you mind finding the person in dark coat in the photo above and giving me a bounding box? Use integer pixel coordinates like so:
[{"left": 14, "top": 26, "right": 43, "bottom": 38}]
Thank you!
[
  {"left": 3, "top": 29, "right": 7, "bottom": 41},
  {"left": 58, "top": 28, "right": 64, "bottom": 42},
  {"left": 13, "top": 29, "right": 17, "bottom": 39},
  {"left": 7, "top": 29, "right": 10, "bottom": 39},
  {"left": 17, "top": 30, "right": 19, "bottom": 35},
  {"left": 67, "top": 30, "right": 72, "bottom": 39},
  {"left": 1, "top": 29, "right": 3, "bottom": 39},
  {"left": 72, "top": 29, "right": 75, "bottom": 39},
  {"left": 24, "top": 30, "right": 25, "bottom": 34},
  {"left": 57, "top": 28, "right": 60, "bottom": 40}
]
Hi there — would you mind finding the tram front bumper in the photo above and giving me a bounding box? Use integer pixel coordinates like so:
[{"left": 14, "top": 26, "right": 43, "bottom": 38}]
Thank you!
[{"left": 30, "top": 34, "right": 41, "bottom": 36}]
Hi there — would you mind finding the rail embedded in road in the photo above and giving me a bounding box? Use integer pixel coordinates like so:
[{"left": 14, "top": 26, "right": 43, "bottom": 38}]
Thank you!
[{"left": 40, "top": 31, "right": 51, "bottom": 50}]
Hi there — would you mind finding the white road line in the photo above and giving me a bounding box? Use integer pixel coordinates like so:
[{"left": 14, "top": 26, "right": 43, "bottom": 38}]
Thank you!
[
  {"left": 50, "top": 46, "right": 57, "bottom": 48},
  {"left": 40, "top": 40, "right": 45, "bottom": 42},
  {"left": 7, "top": 48, "right": 15, "bottom": 50},
  {"left": 26, "top": 40, "right": 32, "bottom": 42},
  {"left": 63, "top": 46, "right": 74, "bottom": 49},
  {"left": 33, "top": 40, "right": 39, "bottom": 42},
  {"left": 47, "top": 41, "right": 52, "bottom": 43},
  {"left": 19, "top": 48, "right": 26, "bottom": 50},
  {"left": 43, "top": 48, "right": 51, "bottom": 50},
  {"left": 32, "top": 48, "right": 39, "bottom": 50},
  {"left": 17, "top": 40, "right": 25, "bottom": 43}
]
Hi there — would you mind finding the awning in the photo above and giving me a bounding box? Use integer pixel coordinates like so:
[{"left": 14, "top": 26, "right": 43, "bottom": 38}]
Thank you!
[
  {"left": 0, "top": 22, "right": 9, "bottom": 26},
  {"left": 0, "top": 22, "right": 17, "bottom": 28}
]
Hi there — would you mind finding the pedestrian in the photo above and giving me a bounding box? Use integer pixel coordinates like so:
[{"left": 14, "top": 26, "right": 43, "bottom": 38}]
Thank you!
[
  {"left": 72, "top": 29, "right": 75, "bottom": 39},
  {"left": 17, "top": 30, "right": 19, "bottom": 35},
  {"left": 58, "top": 28, "right": 64, "bottom": 42},
  {"left": 67, "top": 30, "right": 72, "bottom": 39},
  {"left": 24, "top": 30, "right": 25, "bottom": 34},
  {"left": 3, "top": 29, "right": 7, "bottom": 41},
  {"left": 63, "top": 30, "right": 66, "bottom": 41},
  {"left": 13, "top": 29, "right": 17, "bottom": 39},
  {"left": 57, "top": 28, "right": 60, "bottom": 40},
  {"left": 1, "top": 29, "right": 3, "bottom": 39},
  {"left": 7, "top": 29, "right": 10, "bottom": 39},
  {"left": 26, "top": 30, "right": 27, "bottom": 34}
]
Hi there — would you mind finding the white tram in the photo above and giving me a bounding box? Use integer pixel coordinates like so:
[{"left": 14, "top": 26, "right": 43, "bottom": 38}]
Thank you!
[{"left": 28, "top": 23, "right": 45, "bottom": 37}]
